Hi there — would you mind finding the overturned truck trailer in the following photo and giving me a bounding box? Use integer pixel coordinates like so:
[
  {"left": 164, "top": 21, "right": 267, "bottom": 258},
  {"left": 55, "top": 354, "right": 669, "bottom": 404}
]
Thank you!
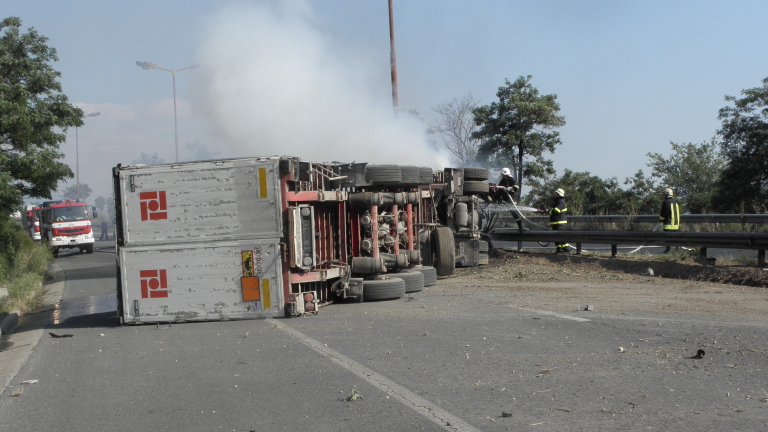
[{"left": 113, "top": 157, "right": 451, "bottom": 324}]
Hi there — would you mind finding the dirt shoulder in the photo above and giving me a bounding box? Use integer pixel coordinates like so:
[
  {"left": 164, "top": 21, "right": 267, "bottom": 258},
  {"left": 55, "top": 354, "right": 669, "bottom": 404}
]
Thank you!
[{"left": 446, "top": 250, "right": 768, "bottom": 323}]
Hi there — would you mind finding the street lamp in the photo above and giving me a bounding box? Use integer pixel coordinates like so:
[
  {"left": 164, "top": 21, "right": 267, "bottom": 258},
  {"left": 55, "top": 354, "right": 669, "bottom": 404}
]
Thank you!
[
  {"left": 76, "top": 112, "right": 101, "bottom": 200},
  {"left": 136, "top": 61, "right": 199, "bottom": 162}
]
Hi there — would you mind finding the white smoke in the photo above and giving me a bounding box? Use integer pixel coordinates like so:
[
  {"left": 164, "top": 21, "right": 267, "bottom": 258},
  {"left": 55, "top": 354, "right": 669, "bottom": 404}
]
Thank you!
[{"left": 193, "top": 0, "right": 450, "bottom": 168}]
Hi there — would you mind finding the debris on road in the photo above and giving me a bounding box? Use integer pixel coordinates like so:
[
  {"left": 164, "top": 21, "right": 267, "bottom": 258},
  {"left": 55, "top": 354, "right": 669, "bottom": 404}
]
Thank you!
[
  {"left": 346, "top": 386, "right": 362, "bottom": 402},
  {"left": 642, "top": 267, "right": 654, "bottom": 277},
  {"left": 49, "top": 332, "right": 73, "bottom": 338},
  {"left": 690, "top": 349, "right": 705, "bottom": 359},
  {"left": 501, "top": 411, "right": 513, "bottom": 418},
  {"left": 21, "top": 380, "right": 39, "bottom": 385},
  {"left": 619, "top": 347, "right": 625, "bottom": 353}
]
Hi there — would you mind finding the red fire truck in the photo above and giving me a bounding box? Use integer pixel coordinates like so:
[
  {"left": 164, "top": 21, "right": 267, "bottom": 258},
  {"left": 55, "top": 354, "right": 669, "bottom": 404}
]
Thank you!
[
  {"left": 24, "top": 205, "right": 42, "bottom": 242},
  {"left": 40, "top": 200, "right": 96, "bottom": 256}
]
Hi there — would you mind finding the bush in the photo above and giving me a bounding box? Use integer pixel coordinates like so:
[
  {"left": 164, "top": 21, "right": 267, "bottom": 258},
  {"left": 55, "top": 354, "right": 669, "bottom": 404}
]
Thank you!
[
  {"left": 7, "top": 273, "right": 46, "bottom": 313},
  {"left": 0, "top": 215, "right": 52, "bottom": 313}
]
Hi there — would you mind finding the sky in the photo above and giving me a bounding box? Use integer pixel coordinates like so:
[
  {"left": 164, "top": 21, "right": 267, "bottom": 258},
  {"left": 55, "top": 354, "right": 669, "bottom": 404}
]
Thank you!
[{"left": 5, "top": 0, "right": 768, "bottom": 202}]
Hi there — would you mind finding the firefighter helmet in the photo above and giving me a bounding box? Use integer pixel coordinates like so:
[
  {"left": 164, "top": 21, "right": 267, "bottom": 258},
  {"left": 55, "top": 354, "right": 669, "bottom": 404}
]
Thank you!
[
  {"left": 555, "top": 188, "right": 565, "bottom": 197},
  {"left": 501, "top": 167, "right": 512, "bottom": 177},
  {"left": 664, "top": 187, "right": 674, "bottom": 196}
]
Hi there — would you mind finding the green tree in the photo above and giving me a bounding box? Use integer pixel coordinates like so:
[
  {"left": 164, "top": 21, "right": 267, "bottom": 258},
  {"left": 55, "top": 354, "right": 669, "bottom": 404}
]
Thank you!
[
  {"left": 59, "top": 182, "right": 92, "bottom": 201},
  {"left": 131, "top": 152, "right": 165, "bottom": 165},
  {"left": 472, "top": 76, "right": 565, "bottom": 185},
  {"left": 716, "top": 77, "right": 768, "bottom": 213},
  {"left": 645, "top": 139, "right": 725, "bottom": 214},
  {"left": 0, "top": 17, "right": 82, "bottom": 217},
  {"left": 622, "top": 169, "right": 662, "bottom": 215},
  {"left": 523, "top": 169, "right": 627, "bottom": 215},
  {"left": 94, "top": 195, "right": 106, "bottom": 213},
  {"left": 430, "top": 94, "right": 481, "bottom": 165}
]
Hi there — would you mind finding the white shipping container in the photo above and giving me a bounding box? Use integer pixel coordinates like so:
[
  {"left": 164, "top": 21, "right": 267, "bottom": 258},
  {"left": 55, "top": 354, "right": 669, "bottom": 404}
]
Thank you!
[
  {"left": 118, "top": 239, "right": 283, "bottom": 324},
  {"left": 116, "top": 158, "right": 282, "bottom": 246}
]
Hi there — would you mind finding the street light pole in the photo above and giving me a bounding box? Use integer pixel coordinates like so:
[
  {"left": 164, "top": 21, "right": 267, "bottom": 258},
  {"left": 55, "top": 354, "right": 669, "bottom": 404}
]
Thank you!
[
  {"left": 136, "top": 61, "right": 198, "bottom": 162},
  {"left": 75, "top": 112, "right": 101, "bottom": 201}
]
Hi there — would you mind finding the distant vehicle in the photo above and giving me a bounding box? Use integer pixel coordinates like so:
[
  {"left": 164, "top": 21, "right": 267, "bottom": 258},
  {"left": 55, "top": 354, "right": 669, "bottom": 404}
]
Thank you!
[
  {"left": 24, "top": 205, "right": 42, "bottom": 242},
  {"left": 40, "top": 200, "right": 97, "bottom": 256}
]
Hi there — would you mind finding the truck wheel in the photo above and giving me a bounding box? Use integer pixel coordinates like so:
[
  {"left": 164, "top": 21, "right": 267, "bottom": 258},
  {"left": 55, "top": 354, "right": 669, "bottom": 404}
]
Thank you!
[
  {"left": 478, "top": 253, "right": 489, "bottom": 265},
  {"left": 52, "top": 247, "right": 59, "bottom": 258},
  {"left": 398, "top": 165, "right": 421, "bottom": 186},
  {"left": 463, "top": 181, "right": 490, "bottom": 195},
  {"left": 462, "top": 167, "right": 489, "bottom": 181},
  {"left": 362, "top": 278, "right": 405, "bottom": 301},
  {"left": 85, "top": 244, "right": 94, "bottom": 254},
  {"left": 413, "top": 266, "right": 437, "bottom": 286},
  {"left": 366, "top": 165, "right": 402, "bottom": 185},
  {"left": 432, "top": 226, "right": 455, "bottom": 277},
  {"left": 390, "top": 270, "right": 425, "bottom": 293},
  {"left": 418, "top": 167, "right": 433, "bottom": 185}
]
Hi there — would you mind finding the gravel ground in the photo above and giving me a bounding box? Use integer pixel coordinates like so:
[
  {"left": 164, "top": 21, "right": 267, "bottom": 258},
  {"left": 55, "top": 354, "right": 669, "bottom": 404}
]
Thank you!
[{"left": 453, "top": 250, "right": 768, "bottom": 322}]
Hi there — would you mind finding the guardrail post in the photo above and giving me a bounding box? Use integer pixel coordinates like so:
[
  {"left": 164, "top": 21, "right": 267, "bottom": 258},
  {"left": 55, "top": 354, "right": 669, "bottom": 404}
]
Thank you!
[
  {"left": 518, "top": 241, "right": 522, "bottom": 252},
  {"left": 611, "top": 244, "right": 617, "bottom": 257},
  {"left": 759, "top": 250, "right": 766, "bottom": 267},
  {"left": 700, "top": 247, "right": 707, "bottom": 258},
  {"left": 576, "top": 243, "right": 582, "bottom": 255}
]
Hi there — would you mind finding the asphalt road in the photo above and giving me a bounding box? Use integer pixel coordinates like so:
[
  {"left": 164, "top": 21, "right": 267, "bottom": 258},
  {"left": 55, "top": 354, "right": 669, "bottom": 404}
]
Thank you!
[{"left": 1, "top": 240, "right": 767, "bottom": 431}]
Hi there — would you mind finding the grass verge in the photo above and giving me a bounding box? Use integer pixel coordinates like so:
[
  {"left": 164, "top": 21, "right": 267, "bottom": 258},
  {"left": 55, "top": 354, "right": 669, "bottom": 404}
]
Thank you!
[{"left": 1, "top": 222, "right": 53, "bottom": 316}]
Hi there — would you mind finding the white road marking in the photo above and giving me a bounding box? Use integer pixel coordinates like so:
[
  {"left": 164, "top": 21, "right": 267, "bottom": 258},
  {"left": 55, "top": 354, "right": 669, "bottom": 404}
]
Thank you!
[
  {"left": 268, "top": 318, "right": 483, "bottom": 432},
  {"left": 518, "top": 307, "right": 591, "bottom": 322}
]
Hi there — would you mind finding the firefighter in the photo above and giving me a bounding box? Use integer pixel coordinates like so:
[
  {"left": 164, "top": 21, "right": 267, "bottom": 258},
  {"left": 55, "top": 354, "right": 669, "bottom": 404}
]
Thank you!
[
  {"left": 100, "top": 219, "right": 109, "bottom": 240},
  {"left": 497, "top": 167, "right": 524, "bottom": 232},
  {"left": 548, "top": 188, "right": 569, "bottom": 253},
  {"left": 659, "top": 187, "right": 680, "bottom": 253}
]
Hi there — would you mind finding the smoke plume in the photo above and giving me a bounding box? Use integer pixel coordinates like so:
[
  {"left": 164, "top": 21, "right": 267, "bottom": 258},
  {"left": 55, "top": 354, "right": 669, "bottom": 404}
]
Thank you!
[{"left": 193, "top": 0, "right": 449, "bottom": 167}]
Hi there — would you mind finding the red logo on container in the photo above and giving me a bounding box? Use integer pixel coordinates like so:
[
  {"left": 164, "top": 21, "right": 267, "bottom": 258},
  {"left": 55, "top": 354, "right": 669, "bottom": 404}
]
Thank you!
[
  {"left": 140, "top": 269, "right": 168, "bottom": 298},
  {"left": 140, "top": 191, "right": 167, "bottom": 221}
]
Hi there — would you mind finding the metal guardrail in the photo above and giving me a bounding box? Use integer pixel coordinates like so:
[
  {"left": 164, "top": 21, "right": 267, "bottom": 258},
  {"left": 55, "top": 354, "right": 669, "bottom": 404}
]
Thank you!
[
  {"left": 520, "top": 214, "right": 768, "bottom": 224},
  {"left": 486, "top": 229, "right": 768, "bottom": 264},
  {"left": 488, "top": 229, "right": 768, "bottom": 250}
]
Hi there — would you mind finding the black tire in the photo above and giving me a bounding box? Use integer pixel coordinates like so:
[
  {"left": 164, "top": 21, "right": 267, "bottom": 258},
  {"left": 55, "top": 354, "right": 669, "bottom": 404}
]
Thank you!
[
  {"left": 85, "top": 244, "right": 94, "bottom": 254},
  {"left": 413, "top": 266, "right": 437, "bottom": 287},
  {"left": 479, "top": 240, "right": 489, "bottom": 252},
  {"left": 432, "top": 226, "right": 455, "bottom": 277},
  {"left": 478, "top": 253, "right": 489, "bottom": 265},
  {"left": 366, "top": 165, "right": 402, "bottom": 185},
  {"left": 363, "top": 278, "right": 405, "bottom": 301},
  {"left": 462, "top": 167, "right": 489, "bottom": 181},
  {"left": 52, "top": 247, "right": 59, "bottom": 258},
  {"left": 398, "top": 165, "right": 420, "bottom": 186},
  {"left": 463, "top": 181, "right": 489, "bottom": 195},
  {"left": 418, "top": 167, "right": 433, "bottom": 185},
  {"left": 390, "top": 270, "right": 425, "bottom": 293}
]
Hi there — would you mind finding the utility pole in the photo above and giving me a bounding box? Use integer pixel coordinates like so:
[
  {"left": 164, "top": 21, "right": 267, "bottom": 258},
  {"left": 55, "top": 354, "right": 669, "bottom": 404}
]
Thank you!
[{"left": 388, "top": 0, "right": 399, "bottom": 118}]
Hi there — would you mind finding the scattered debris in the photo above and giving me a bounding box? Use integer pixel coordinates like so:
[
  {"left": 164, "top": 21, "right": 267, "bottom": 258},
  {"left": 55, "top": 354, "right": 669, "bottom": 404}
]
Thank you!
[
  {"left": 642, "top": 267, "right": 655, "bottom": 277},
  {"left": 242, "top": 331, "right": 250, "bottom": 338},
  {"left": 501, "top": 411, "right": 513, "bottom": 418},
  {"left": 689, "top": 349, "right": 705, "bottom": 359},
  {"left": 49, "top": 332, "right": 73, "bottom": 338},
  {"left": 346, "top": 386, "right": 362, "bottom": 402},
  {"left": 21, "top": 380, "right": 39, "bottom": 385},
  {"left": 580, "top": 304, "right": 593, "bottom": 311},
  {"left": 99, "top": 333, "right": 105, "bottom": 337},
  {"left": 11, "top": 388, "right": 23, "bottom": 397},
  {"left": 760, "top": 388, "right": 768, "bottom": 403},
  {"left": 618, "top": 347, "right": 625, "bottom": 353}
]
